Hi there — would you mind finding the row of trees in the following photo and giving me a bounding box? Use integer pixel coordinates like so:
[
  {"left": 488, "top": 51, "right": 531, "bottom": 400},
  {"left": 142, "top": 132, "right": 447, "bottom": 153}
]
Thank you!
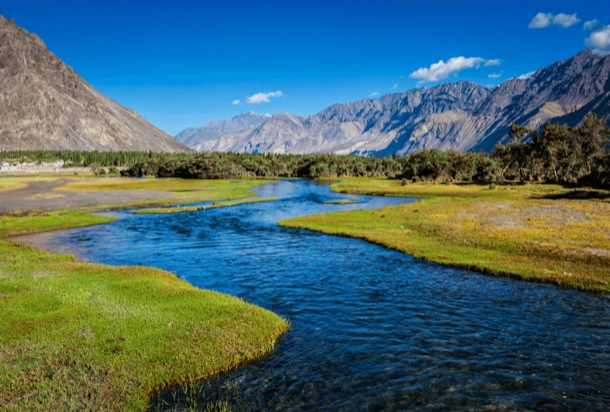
[
  {"left": 121, "top": 114, "right": 609, "bottom": 186},
  {"left": 0, "top": 150, "right": 179, "bottom": 167},
  {"left": 122, "top": 152, "right": 410, "bottom": 179},
  {"left": 495, "top": 113, "right": 609, "bottom": 184},
  {"left": 2, "top": 114, "right": 608, "bottom": 186}
]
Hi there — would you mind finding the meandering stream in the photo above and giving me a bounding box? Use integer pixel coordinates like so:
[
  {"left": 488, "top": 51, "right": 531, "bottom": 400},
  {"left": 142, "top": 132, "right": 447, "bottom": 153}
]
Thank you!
[{"left": 34, "top": 180, "right": 610, "bottom": 410}]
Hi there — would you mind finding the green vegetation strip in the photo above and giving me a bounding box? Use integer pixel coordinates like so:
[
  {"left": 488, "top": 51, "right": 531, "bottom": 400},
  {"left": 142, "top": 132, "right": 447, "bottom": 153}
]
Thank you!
[
  {"left": 0, "top": 210, "right": 115, "bottom": 237},
  {"left": 0, "top": 177, "right": 288, "bottom": 410},
  {"left": 324, "top": 198, "right": 357, "bottom": 205},
  {"left": 131, "top": 197, "right": 277, "bottom": 215},
  {"left": 280, "top": 179, "right": 610, "bottom": 293}
]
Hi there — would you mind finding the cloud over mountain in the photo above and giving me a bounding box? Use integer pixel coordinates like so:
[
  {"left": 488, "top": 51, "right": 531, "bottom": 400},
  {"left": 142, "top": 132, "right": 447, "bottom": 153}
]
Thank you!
[
  {"left": 245, "top": 91, "right": 283, "bottom": 104},
  {"left": 585, "top": 22, "right": 610, "bottom": 54},
  {"left": 517, "top": 71, "right": 535, "bottom": 80},
  {"left": 409, "top": 57, "right": 501, "bottom": 83}
]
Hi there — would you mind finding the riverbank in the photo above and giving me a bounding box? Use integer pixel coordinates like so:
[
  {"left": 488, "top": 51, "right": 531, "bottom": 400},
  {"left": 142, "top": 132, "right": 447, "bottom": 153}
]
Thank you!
[
  {"left": 131, "top": 197, "right": 277, "bottom": 214},
  {"left": 280, "top": 178, "right": 610, "bottom": 293},
  {"left": 0, "top": 176, "right": 274, "bottom": 214},
  {"left": 0, "top": 176, "right": 288, "bottom": 410}
]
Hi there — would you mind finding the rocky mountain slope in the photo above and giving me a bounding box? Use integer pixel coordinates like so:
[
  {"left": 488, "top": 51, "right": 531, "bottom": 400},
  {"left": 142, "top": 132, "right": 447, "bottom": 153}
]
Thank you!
[
  {"left": 0, "top": 16, "right": 187, "bottom": 152},
  {"left": 176, "top": 112, "right": 271, "bottom": 151},
  {"left": 180, "top": 50, "right": 610, "bottom": 155}
]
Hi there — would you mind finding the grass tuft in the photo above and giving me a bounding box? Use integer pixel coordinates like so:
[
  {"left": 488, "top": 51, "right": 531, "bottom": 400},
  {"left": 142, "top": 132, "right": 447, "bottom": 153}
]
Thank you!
[{"left": 323, "top": 198, "right": 357, "bottom": 205}]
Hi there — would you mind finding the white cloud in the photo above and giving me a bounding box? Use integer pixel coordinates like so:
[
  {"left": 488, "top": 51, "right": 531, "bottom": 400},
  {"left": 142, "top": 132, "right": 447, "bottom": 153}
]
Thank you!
[
  {"left": 245, "top": 91, "right": 283, "bottom": 104},
  {"left": 488, "top": 73, "right": 502, "bottom": 79},
  {"left": 232, "top": 100, "right": 240, "bottom": 105},
  {"left": 552, "top": 13, "right": 580, "bottom": 28},
  {"left": 517, "top": 71, "right": 535, "bottom": 80},
  {"left": 529, "top": 12, "right": 580, "bottom": 29},
  {"left": 392, "top": 84, "right": 398, "bottom": 89},
  {"left": 409, "top": 56, "right": 501, "bottom": 83},
  {"left": 484, "top": 59, "right": 502, "bottom": 67},
  {"left": 371, "top": 92, "right": 379, "bottom": 96},
  {"left": 529, "top": 12, "right": 553, "bottom": 29},
  {"left": 585, "top": 25, "right": 610, "bottom": 53},
  {"left": 584, "top": 19, "right": 602, "bottom": 31}
]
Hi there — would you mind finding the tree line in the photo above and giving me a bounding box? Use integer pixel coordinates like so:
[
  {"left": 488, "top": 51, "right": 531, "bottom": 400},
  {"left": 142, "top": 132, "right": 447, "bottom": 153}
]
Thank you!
[
  {"left": 2, "top": 114, "right": 608, "bottom": 186},
  {"left": 122, "top": 114, "right": 610, "bottom": 186},
  {"left": 0, "top": 150, "right": 179, "bottom": 167}
]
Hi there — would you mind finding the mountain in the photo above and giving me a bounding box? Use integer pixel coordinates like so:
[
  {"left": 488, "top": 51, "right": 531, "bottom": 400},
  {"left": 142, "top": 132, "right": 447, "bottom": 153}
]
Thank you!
[
  {"left": 0, "top": 16, "right": 186, "bottom": 152},
  {"left": 178, "top": 50, "right": 610, "bottom": 155},
  {"left": 176, "top": 112, "right": 271, "bottom": 151}
]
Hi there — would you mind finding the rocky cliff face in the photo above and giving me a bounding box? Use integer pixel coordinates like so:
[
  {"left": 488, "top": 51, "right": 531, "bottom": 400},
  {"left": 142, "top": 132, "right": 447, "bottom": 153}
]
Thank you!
[
  {"left": 0, "top": 16, "right": 187, "bottom": 152},
  {"left": 179, "top": 50, "right": 610, "bottom": 155}
]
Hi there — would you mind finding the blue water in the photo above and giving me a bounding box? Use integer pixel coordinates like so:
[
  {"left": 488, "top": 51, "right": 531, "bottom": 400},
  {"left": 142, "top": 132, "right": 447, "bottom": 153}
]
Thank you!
[{"left": 41, "top": 180, "right": 610, "bottom": 411}]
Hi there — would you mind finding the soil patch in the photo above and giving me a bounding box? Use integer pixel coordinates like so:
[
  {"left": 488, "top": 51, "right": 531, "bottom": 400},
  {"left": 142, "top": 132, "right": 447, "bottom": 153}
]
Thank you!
[{"left": 0, "top": 179, "right": 174, "bottom": 214}]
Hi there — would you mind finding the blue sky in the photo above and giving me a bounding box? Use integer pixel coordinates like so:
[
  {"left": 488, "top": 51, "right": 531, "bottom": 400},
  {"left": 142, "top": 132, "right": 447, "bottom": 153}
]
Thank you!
[{"left": 1, "top": 0, "right": 608, "bottom": 135}]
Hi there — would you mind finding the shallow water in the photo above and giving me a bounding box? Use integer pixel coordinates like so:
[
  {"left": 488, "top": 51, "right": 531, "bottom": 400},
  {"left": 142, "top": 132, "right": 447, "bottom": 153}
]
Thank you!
[{"left": 38, "top": 180, "right": 610, "bottom": 411}]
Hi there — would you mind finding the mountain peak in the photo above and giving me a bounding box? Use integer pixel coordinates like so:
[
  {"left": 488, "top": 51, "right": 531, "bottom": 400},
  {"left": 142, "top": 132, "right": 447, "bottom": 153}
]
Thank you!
[
  {"left": 232, "top": 111, "right": 271, "bottom": 120},
  {"left": 175, "top": 111, "right": 272, "bottom": 149},
  {"left": 0, "top": 17, "right": 186, "bottom": 152},
  {"left": 575, "top": 49, "right": 600, "bottom": 58}
]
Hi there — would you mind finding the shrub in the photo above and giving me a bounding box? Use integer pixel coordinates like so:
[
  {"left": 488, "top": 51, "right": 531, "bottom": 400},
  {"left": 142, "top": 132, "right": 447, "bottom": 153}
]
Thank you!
[{"left": 89, "top": 163, "right": 102, "bottom": 175}]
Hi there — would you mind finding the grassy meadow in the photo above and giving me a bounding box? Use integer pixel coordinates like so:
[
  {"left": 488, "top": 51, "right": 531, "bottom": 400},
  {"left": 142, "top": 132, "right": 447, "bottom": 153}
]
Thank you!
[
  {"left": 0, "top": 176, "right": 288, "bottom": 410},
  {"left": 56, "top": 177, "right": 267, "bottom": 198},
  {"left": 54, "top": 177, "right": 275, "bottom": 209},
  {"left": 281, "top": 178, "right": 610, "bottom": 293},
  {"left": 131, "top": 197, "right": 277, "bottom": 215}
]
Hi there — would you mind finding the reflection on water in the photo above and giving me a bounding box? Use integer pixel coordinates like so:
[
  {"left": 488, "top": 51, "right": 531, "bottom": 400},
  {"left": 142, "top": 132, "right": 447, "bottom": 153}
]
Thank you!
[{"left": 40, "top": 180, "right": 610, "bottom": 411}]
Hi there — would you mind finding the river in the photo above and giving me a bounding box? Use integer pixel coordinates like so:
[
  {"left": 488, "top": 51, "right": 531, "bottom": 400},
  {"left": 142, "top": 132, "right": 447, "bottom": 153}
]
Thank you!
[{"left": 30, "top": 180, "right": 610, "bottom": 411}]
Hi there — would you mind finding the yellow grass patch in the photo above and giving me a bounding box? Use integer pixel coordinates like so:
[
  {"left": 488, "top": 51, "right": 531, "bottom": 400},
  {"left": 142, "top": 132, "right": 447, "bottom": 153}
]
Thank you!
[
  {"left": 0, "top": 176, "right": 61, "bottom": 192},
  {"left": 281, "top": 179, "right": 610, "bottom": 293},
  {"left": 27, "top": 192, "right": 66, "bottom": 200}
]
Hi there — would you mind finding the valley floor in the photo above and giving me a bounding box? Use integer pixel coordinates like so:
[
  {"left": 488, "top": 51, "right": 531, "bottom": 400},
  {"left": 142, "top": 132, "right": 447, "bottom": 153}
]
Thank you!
[
  {"left": 280, "top": 179, "right": 610, "bottom": 293},
  {"left": 3, "top": 174, "right": 610, "bottom": 409},
  {"left": 0, "top": 176, "right": 288, "bottom": 411}
]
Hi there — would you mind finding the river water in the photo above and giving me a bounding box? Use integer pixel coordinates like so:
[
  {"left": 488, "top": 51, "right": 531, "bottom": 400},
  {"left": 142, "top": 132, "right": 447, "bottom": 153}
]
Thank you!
[{"left": 34, "top": 180, "right": 610, "bottom": 411}]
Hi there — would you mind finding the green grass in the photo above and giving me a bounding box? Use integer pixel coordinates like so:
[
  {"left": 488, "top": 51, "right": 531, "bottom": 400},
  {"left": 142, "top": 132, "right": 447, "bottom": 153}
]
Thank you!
[
  {"left": 131, "top": 197, "right": 277, "bottom": 215},
  {"left": 0, "top": 240, "right": 288, "bottom": 410},
  {"left": 0, "top": 176, "right": 288, "bottom": 410},
  {"left": 280, "top": 179, "right": 610, "bottom": 293},
  {"left": 0, "top": 210, "right": 114, "bottom": 238},
  {"left": 51, "top": 178, "right": 276, "bottom": 213},
  {"left": 57, "top": 177, "right": 267, "bottom": 200}
]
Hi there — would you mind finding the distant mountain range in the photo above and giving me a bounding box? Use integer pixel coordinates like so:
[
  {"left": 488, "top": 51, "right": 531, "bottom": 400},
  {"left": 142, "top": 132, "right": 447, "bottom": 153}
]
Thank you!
[
  {"left": 175, "top": 112, "right": 271, "bottom": 151},
  {"left": 0, "top": 16, "right": 187, "bottom": 152},
  {"left": 178, "top": 50, "right": 610, "bottom": 155}
]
